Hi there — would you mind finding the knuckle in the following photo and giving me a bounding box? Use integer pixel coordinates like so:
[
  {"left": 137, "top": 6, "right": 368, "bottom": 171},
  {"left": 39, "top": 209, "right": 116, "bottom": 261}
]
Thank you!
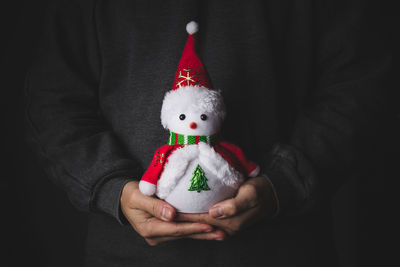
[
  {"left": 141, "top": 230, "right": 150, "bottom": 238},
  {"left": 198, "top": 216, "right": 208, "bottom": 224},
  {"left": 128, "top": 187, "right": 142, "bottom": 205},
  {"left": 244, "top": 183, "right": 258, "bottom": 197},
  {"left": 227, "top": 220, "right": 241, "bottom": 233},
  {"left": 172, "top": 227, "right": 183, "bottom": 237},
  {"left": 225, "top": 202, "right": 237, "bottom": 216},
  {"left": 134, "top": 223, "right": 144, "bottom": 233},
  {"left": 142, "top": 232, "right": 150, "bottom": 239},
  {"left": 242, "top": 183, "right": 259, "bottom": 208},
  {"left": 121, "top": 182, "right": 136, "bottom": 207},
  {"left": 145, "top": 238, "right": 158, "bottom": 246},
  {"left": 125, "top": 192, "right": 137, "bottom": 209},
  {"left": 140, "top": 225, "right": 153, "bottom": 238},
  {"left": 151, "top": 201, "right": 161, "bottom": 217}
]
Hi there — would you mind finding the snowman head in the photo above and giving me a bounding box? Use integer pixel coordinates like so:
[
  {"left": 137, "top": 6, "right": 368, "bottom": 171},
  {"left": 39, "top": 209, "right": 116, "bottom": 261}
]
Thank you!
[{"left": 161, "top": 86, "right": 226, "bottom": 136}]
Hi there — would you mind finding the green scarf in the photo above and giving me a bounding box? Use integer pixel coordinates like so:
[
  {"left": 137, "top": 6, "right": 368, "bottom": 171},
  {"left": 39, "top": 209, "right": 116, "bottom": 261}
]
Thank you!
[{"left": 168, "top": 131, "right": 217, "bottom": 145}]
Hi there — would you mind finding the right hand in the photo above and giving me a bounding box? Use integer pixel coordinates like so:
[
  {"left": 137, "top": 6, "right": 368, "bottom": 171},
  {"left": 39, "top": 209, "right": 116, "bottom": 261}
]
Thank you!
[{"left": 120, "top": 181, "right": 226, "bottom": 246}]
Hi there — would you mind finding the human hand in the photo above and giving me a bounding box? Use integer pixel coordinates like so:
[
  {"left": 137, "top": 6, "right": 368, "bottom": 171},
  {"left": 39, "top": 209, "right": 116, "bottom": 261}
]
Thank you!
[
  {"left": 176, "top": 176, "right": 277, "bottom": 237},
  {"left": 120, "top": 181, "right": 226, "bottom": 246}
]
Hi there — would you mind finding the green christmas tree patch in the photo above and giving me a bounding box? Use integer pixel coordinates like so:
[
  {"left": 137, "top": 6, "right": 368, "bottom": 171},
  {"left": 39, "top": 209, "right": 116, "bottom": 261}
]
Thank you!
[{"left": 188, "top": 165, "right": 210, "bottom": 193}]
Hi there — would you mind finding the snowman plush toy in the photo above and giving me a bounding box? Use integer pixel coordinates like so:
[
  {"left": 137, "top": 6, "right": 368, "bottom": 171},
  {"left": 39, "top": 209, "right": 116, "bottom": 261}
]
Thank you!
[{"left": 139, "top": 21, "right": 260, "bottom": 213}]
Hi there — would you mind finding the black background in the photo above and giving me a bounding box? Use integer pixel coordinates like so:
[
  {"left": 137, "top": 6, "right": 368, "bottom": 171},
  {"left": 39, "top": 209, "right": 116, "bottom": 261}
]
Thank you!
[{"left": 1, "top": 1, "right": 394, "bottom": 266}]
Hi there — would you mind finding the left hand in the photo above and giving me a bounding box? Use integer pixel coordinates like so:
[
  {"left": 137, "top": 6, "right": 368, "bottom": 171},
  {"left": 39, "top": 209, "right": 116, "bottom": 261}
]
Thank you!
[{"left": 176, "top": 176, "right": 278, "bottom": 238}]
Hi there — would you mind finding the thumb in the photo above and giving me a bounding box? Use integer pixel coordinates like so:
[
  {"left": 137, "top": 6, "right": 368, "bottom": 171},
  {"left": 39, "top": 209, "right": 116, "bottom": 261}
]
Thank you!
[
  {"left": 209, "top": 183, "right": 258, "bottom": 219},
  {"left": 135, "top": 192, "right": 176, "bottom": 222}
]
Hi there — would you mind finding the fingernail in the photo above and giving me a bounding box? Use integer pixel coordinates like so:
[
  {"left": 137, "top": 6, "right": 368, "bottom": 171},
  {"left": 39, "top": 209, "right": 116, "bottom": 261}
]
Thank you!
[
  {"left": 210, "top": 206, "right": 223, "bottom": 218},
  {"left": 161, "top": 206, "right": 173, "bottom": 221},
  {"left": 203, "top": 228, "right": 213, "bottom": 233},
  {"left": 215, "top": 236, "right": 225, "bottom": 241}
]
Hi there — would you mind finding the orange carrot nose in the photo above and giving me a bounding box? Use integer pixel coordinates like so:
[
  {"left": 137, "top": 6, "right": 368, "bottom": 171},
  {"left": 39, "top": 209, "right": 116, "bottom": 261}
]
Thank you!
[{"left": 190, "top": 122, "right": 197, "bottom": 129}]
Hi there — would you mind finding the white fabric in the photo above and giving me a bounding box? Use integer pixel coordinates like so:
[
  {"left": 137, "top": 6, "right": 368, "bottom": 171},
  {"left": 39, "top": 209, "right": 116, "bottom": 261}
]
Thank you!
[
  {"left": 186, "top": 21, "right": 199, "bottom": 35},
  {"left": 156, "top": 144, "right": 243, "bottom": 213},
  {"left": 160, "top": 86, "right": 226, "bottom": 136},
  {"left": 198, "top": 142, "right": 242, "bottom": 185},
  {"left": 156, "top": 145, "right": 199, "bottom": 199},
  {"left": 138, "top": 180, "right": 156, "bottom": 196},
  {"left": 249, "top": 165, "right": 260, "bottom": 177}
]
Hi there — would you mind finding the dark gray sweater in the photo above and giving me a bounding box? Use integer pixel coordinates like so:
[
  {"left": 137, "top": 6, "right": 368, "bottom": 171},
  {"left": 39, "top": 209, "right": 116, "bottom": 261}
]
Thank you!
[{"left": 25, "top": 0, "right": 390, "bottom": 266}]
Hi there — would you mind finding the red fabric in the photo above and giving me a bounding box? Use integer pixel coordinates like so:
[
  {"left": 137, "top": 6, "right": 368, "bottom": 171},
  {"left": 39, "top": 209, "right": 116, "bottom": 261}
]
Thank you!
[
  {"left": 140, "top": 142, "right": 258, "bottom": 186},
  {"left": 140, "top": 145, "right": 182, "bottom": 185},
  {"left": 172, "top": 33, "right": 213, "bottom": 90},
  {"left": 214, "top": 142, "right": 259, "bottom": 176}
]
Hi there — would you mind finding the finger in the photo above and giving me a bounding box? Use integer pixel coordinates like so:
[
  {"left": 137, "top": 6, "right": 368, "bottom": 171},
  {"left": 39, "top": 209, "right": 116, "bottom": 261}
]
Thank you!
[
  {"left": 175, "top": 228, "right": 227, "bottom": 241},
  {"left": 175, "top": 212, "right": 224, "bottom": 228},
  {"left": 142, "top": 217, "right": 213, "bottom": 238},
  {"left": 131, "top": 190, "right": 176, "bottom": 222},
  {"left": 175, "top": 212, "right": 213, "bottom": 224},
  {"left": 177, "top": 208, "right": 260, "bottom": 236},
  {"left": 209, "top": 182, "right": 259, "bottom": 219},
  {"left": 218, "top": 205, "right": 262, "bottom": 235},
  {"left": 189, "top": 228, "right": 226, "bottom": 241},
  {"left": 146, "top": 229, "right": 227, "bottom": 246}
]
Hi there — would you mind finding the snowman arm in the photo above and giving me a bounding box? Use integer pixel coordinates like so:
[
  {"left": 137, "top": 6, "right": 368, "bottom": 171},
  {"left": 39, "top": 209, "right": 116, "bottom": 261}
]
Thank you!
[
  {"left": 198, "top": 143, "right": 241, "bottom": 186},
  {"left": 216, "top": 142, "right": 260, "bottom": 177},
  {"left": 139, "top": 145, "right": 177, "bottom": 195},
  {"left": 157, "top": 146, "right": 199, "bottom": 199},
  {"left": 198, "top": 143, "right": 227, "bottom": 175}
]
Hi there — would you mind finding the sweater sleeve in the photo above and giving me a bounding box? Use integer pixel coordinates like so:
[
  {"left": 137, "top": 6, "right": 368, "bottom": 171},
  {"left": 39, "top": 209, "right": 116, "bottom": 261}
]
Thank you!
[
  {"left": 260, "top": 1, "right": 391, "bottom": 217},
  {"left": 24, "top": 0, "right": 142, "bottom": 224}
]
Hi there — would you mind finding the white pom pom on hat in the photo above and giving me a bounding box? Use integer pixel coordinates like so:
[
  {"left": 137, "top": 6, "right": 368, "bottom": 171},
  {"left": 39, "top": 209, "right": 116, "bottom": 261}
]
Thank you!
[
  {"left": 186, "top": 21, "right": 199, "bottom": 35},
  {"left": 170, "top": 20, "right": 212, "bottom": 90}
]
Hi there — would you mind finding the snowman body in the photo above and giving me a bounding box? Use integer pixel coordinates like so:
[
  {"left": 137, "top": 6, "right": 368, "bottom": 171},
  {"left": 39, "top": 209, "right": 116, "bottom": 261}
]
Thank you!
[
  {"left": 156, "top": 143, "right": 243, "bottom": 213},
  {"left": 138, "top": 21, "right": 259, "bottom": 212},
  {"left": 138, "top": 86, "right": 260, "bottom": 213}
]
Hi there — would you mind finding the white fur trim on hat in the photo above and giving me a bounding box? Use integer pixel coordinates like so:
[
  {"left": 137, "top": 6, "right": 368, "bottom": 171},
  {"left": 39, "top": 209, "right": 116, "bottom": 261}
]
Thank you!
[{"left": 186, "top": 21, "right": 199, "bottom": 35}]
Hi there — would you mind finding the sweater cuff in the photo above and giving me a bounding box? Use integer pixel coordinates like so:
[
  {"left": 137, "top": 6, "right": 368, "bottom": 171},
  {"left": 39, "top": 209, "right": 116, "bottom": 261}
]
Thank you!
[
  {"left": 260, "top": 143, "right": 318, "bottom": 217},
  {"left": 92, "top": 176, "right": 136, "bottom": 225},
  {"left": 259, "top": 173, "right": 280, "bottom": 218}
]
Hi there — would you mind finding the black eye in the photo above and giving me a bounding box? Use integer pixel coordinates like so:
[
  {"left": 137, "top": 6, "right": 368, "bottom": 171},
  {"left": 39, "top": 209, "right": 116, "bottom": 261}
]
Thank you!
[
  {"left": 179, "top": 114, "right": 186, "bottom": 120},
  {"left": 200, "top": 114, "right": 207, "bottom": 121}
]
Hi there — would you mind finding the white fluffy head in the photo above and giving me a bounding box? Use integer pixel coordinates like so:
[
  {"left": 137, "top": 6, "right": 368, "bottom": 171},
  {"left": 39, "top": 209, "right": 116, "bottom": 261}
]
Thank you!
[
  {"left": 161, "top": 86, "right": 226, "bottom": 136},
  {"left": 186, "top": 21, "right": 199, "bottom": 35}
]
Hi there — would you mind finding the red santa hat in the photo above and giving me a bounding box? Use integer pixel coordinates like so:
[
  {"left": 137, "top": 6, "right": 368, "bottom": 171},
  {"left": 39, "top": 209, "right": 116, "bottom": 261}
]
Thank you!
[
  {"left": 161, "top": 21, "right": 226, "bottom": 130},
  {"left": 171, "top": 21, "right": 213, "bottom": 90}
]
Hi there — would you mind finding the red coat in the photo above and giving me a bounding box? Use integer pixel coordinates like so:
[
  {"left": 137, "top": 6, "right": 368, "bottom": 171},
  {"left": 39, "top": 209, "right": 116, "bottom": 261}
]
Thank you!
[{"left": 141, "top": 142, "right": 259, "bottom": 186}]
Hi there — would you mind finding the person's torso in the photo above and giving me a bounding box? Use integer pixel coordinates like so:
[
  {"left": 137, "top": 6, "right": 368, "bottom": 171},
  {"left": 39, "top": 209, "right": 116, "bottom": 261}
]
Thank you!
[{"left": 86, "top": 1, "right": 334, "bottom": 266}]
